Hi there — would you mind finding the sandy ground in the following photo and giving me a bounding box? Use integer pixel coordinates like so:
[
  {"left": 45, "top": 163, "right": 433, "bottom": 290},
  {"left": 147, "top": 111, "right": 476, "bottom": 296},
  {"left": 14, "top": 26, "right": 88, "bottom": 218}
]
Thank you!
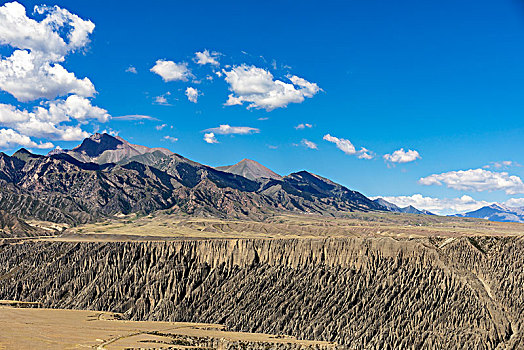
[
  {"left": 15, "top": 211, "right": 523, "bottom": 243},
  {"left": 0, "top": 306, "right": 333, "bottom": 349}
]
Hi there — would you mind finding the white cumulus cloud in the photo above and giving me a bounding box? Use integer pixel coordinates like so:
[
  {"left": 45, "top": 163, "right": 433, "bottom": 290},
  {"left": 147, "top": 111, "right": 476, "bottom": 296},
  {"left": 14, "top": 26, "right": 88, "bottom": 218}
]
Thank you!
[
  {"left": 150, "top": 59, "right": 193, "bottom": 82},
  {"left": 0, "top": 50, "right": 96, "bottom": 102},
  {"left": 203, "top": 132, "right": 218, "bottom": 144},
  {"left": 185, "top": 87, "right": 200, "bottom": 103},
  {"left": 323, "top": 134, "right": 373, "bottom": 159},
  {"left": 419, "top": 168, "right": 524, "bottom": 195},
  {"left": 0, "top": 2, "right": 109, "bottom": 149},
  {"left": 295, "top": 123, "right": 312, "bottom": 130},
  {"left": 505, "top": 198, "right": 524, "bottom": 208},
  {"left": 125, "top": 66, "right": 137, "bottom": 74},
  {"left": 301, "top": 139, "right": 317, "bottom": 149},
  {"left": 194, "top": 50, "right": 219, "bottom": 66},
  {"left": 0, "top": 2, "right": 96, "bottom": 102},
  {"left": 222, "top": 65, "right": 320, "bottom": 111},
  {"left": 0, "top": 95, "right": 108, "bottom": 141},
  {"left": 384, "top": 148, "right": 421, "bottom": 164},
  {"left": 0, "top": 128, "right": 54, "bottom": 149}
]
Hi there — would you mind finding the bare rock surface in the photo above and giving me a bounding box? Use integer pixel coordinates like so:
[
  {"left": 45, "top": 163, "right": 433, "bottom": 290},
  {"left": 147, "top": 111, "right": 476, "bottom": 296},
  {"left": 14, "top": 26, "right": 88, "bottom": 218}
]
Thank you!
[{"left": 1, "top": 237, "right": 523, "bottom": 349}]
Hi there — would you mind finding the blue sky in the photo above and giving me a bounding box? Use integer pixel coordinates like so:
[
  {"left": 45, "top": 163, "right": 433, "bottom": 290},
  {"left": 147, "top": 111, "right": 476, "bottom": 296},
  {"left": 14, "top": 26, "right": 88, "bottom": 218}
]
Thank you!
[{"left": 1, "top": 0, "right": 524, "bottom": 214}]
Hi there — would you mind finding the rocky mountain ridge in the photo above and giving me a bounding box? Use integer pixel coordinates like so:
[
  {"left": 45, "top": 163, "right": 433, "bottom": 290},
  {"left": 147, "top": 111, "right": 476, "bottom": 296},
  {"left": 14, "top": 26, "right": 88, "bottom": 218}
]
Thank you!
[
  {"left": 0, "top": 133, "right": 384, "bottom": 229},
  {"left": 372, "top": 197, "right": 434, "bottom": 215},
  {"left": 49, "top": 133, "right": 174, "bottom": 165}
]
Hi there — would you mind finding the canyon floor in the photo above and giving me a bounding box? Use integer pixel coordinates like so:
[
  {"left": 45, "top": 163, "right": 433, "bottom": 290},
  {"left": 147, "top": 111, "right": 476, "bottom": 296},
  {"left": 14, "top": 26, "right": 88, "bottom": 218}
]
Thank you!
[
  {"left": 0, "top": 304, "right": 333, "bottom": 349},
  {"left": 1, "top": 212, "right": 524, "bottom": 349}
]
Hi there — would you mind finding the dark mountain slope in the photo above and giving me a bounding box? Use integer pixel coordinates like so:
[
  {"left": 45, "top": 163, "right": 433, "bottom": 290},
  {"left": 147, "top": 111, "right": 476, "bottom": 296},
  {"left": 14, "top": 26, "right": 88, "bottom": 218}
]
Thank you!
[
  {"left": 0, "top": 134, "right": 385, "bottom": 224},
  {"left": 0, "top": 152, "right": 183, "bottom": 224},
  {"left": 0, "top": 210, "right": 45, "bottom": 238}
]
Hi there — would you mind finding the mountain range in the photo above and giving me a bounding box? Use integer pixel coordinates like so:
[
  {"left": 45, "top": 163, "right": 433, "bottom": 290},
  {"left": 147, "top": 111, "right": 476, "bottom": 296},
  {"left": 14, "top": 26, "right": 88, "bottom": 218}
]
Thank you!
[
  {"left": 2, "top": 132, "right": 522, "bottom": 237},
  {"left": 0, "top": 133, "right": 396, "bottom": 233},
  {"left": 454, "top": 204, "right": 524, "bottom": 223},
  {"left": 372, "top": 198, "right": 435, "bottom": 215}
]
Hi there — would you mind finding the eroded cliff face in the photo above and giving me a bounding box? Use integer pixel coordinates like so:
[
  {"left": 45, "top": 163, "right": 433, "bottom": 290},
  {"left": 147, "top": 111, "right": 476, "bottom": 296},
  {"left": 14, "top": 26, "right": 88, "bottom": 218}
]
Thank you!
[{"left": 0, "top": 237, "right": 522, "bottom": 349}]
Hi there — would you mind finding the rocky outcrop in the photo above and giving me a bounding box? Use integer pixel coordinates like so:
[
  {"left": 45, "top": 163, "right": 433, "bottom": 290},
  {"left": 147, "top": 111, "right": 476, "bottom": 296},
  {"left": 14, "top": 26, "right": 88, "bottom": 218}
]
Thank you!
[
  {"left": 0, "top": 210, "right": 47, "bottom": 237},
  {"left": 0, "top": 237, "right": 522, "bottom": 348}
]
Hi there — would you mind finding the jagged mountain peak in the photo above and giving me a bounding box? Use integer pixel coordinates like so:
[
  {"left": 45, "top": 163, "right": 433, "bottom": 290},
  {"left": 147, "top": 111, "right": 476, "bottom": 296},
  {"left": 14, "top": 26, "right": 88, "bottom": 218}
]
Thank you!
[
  {"left": 53, "top": 133, "right": 174, "bottom": 165},
  {"left": 12, "top": 148, "right": 44, "bottom": 162},
  {"left": 216, "top": 158, "right": 282, "bottom": 181},
  {"left": 72, "top": 133, "right": 123, "bottom": 157}
]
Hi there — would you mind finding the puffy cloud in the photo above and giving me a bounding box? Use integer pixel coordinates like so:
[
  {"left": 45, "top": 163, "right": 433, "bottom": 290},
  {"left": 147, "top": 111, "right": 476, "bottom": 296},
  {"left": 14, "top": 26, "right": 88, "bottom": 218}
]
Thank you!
[
  {"left": 384, "top": 148, "right": 421, "bottom": 164},
  {"left": 0, "top": 50, "right": 96, "bottom": 102},
  {"left": 163, "top": 135, "right": 178, "bottom": 142},
  {"left": 156, "top": 124, "right": 167, "bottom": 131},
  {"left": 185, "top": 87, "right": 200, "bottom": 103},
  {"left": 153, "top": 92, "right": 171, "bottom": 105},
  {"left": 357, "top": 147, "right": 374, "bottom": 160},
  {"left": 323, "top": 134, "right": 373, "bottom": 159},
  {"left": 125, "top": 66, "right": 137, "bottom": 74},
  {"left": 0, "top": 2, "right": 106, "bottom": 147},
  {"left": 0, "top": 128, "right": 54, "bottom": 149},
  {"left": 505, "top": 198, "right": 524, "bottom": 208},
  {"left": 223, "top": 65, "right": 320, "bottom": 111},
  {"left": 0, "top": 2, "right": 96, "bottom": 102},
  {"left": 44, "top": 95, "right": 109, "bottom": 123},
  {"left": 204, "top": 124, "right": 259, "bottom": 135},
  {"left": 419, "top": 169, "right": 524, "bottom": 195},
  {"left": 194, "top": 50, "right": 219, "bottom": 66},
  {"left": 295, "top": 123, "right": 312, "bottom": 129},
  {"left": 371, "top": 194, "right": 490, "bottom": 216},
  {"left": 323, "top": 134, "right": 355, "bottom": 154},
  {"left": 112, "top": 114, "right": 158, "bottom": 121},
  {"left": 203, "top": 132, "right": 218, "bottom": 144},
  {"left": 0, "top": 2, "right": 94, "bottom": 60},
  {"left": 154, "top": 95, "right": 168, "bottom": 105},
  {"left": 150, "top": 59, "right": 193, "bottom": 82},
  {"left": 301, "top": 139, "right": 317, "bottom": 149},
  {"left": 0, "top": 95, "right": 108, "bottom": 141},
  {"left": 288, "top": 75, "right": 320, "bottom": 98}
]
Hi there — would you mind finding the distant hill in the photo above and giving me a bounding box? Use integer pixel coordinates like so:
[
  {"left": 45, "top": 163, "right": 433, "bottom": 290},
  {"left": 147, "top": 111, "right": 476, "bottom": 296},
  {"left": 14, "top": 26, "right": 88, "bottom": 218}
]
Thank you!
[
  {"left": 373, "top": 198, "right": 434, "bottom": 215},
  {"left": 454, "top": 204, "right": 524, "bottom": 223},
  {"left": 216, "top": 159, "right": 282, "bottom": 181}
]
